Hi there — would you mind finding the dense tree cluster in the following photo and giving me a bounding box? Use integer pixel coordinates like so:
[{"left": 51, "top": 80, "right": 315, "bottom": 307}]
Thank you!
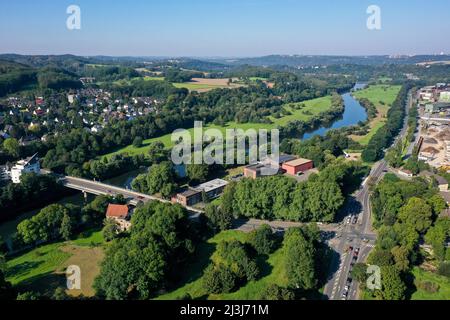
[
  {"left": 16, "top": 204, "right": 76, "bottom": 245},
  {"left": 362, "top": 84, "right": 412, "bottom": 162},
  {"left": 202, "top": 240, "right": 259, "bottom": 294},
  {"left": 228, "top": 159, "right": 366, "bottom": 222},
  {"left": 365, "top": 174, "right": 447, "bottom": 300},
  {"left": 94, "top": 201, "right": 196, "bottom": 299},
  {"left": 282, "top": 226, "right": 321, "bottom": 291},
  {"left": 131, "top": 161, "right": 177, "bottom": 199},
  {"left": 0, "top": 173, "right": 67, "bottom": 223},
  {"left": 72, "top": 153, "right": 149, "bottom": 181}
]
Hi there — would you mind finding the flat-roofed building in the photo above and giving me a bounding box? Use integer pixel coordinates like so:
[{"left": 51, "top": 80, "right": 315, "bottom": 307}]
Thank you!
[
  {"left": 174, "top": 178, "right": 229, "bottom": 206},
  {"left": 11, "top": 153, "right": 40, "bottom": 184},
  {"left": 281, "top": 158, "right": 314, "bottom": 176}
]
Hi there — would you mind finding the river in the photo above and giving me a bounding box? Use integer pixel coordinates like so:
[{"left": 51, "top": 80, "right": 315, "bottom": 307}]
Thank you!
[
  {"left": 0, "top": 84, "right": 368, "bottom": 241},
  {"left": 302, "top": 83, "right": 367, "bottom": 139},
  {"left": 0, "top": 169, "right": 145, "bottom": 242}
]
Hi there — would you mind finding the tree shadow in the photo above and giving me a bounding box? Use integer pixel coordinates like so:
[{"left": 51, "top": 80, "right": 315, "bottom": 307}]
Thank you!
[
  {"left": 336, "top": 195, "right": 362, "bottom": 223},
  {"left": 164, "top": 241, "right": 217, "bottom": 294},
  {"left": 15, "top": 271, "right": 66, "bottom": 297},
  {"left": 6, "top": 261, "right": 43, "bottom": 279}
]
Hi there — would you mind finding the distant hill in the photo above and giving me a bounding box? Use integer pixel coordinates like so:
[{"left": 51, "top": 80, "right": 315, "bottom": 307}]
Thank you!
[{"left": 203, "top": 54, "right": 450, "bottom": 67}]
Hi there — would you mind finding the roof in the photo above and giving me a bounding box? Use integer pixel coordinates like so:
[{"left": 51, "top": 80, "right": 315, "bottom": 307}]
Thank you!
[
  {"left": 421, "top": 171, "right": 448, "bottom": 185},
  {"left": 179, "top": 189, "right": 201, "bottom": 198},
  {"left": 263, "top": 154, "right": 297, "bottom": 165},
  {"left": 435, "top": 175, "right": 448, "bottom": 185},
  {"left": 194, "top": 179, "right": 228, "bottom": 193},
  {"left": 283, "top": 158, "right": 313, "bottom": 167},
  {"left": 106, "top": 204, "right": 129, "bottom": 218},
  {"left": 16, "top": 153, "right": 38, "bottom": 166}
]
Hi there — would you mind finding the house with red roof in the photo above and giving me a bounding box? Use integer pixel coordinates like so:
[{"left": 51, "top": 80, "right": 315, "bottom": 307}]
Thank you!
[{"left": 106, "top": 204, "right": 131, "bottom": 231}]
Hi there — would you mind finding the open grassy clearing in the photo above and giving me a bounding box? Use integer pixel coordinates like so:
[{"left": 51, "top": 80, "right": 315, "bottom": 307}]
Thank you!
[
  {"left": 351, "top": 85, "right": 402, "bottom": 145},
  {"left": 103, "top": 95, "right": 335, "bottom": 159},
  {"left": 102, "top": 121, "right": 275, "bottom": 159},
  {"left": 269, "top": 96, "right": 333, "bottom": 126},
  {"left": 156, "top": 230, "right": 287, "bottom": 300},
  {"left": 5, "top": 230, "right": 105, "bottom": 297},
  {"left": 173, "top": 78, "right": 243, "bottom": 92}
]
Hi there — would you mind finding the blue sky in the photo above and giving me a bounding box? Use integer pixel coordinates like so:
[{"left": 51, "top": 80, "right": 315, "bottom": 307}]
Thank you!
[{"left": 1, "top": 0, "right": 449, "bottom": 56}]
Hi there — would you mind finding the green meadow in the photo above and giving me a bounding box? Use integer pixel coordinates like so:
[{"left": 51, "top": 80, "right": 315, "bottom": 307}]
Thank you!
[
  {"left": 103, "top": 95, "right": 335, "bottom": 159},
  {"left": 351, "top": 84, "right": 402, "bottom": 145}
]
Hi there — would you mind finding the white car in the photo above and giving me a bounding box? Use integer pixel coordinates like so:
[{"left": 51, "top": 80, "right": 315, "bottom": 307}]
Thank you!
[{"left": 346, "top": 216, "right": 351, "bottom": 224}]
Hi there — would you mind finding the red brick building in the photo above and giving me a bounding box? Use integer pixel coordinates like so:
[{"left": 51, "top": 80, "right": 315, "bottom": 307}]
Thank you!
[{"left": 281, "top": 158, "right": 314, "bottom": 176}]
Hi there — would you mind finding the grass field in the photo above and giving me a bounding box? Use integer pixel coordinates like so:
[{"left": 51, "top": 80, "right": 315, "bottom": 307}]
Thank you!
[
  {"left": 6, "top": 230, "right": 105, "bottom": 297},
  {"left": 269, "top": 96, "right": 333, "bottom": 126},
  {"left": 351, "top": 85, "right": 402, "bottom": 145},
  {"left": 102, "top": 121, "right": 275, "bottom": 159},
  {"left": 411, "top": 267, "right": 450, "bottom": 300},
  {"left": 156, "top": 230, "right": 287, "bottom": 300},
  {"left": 103, "top": 95, "right": 335, "bottom": 159}
]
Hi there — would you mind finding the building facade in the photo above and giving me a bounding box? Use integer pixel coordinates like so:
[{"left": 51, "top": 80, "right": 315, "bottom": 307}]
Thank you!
[{"left": 11, "top": 153, "right": 40, "bottom": 183}]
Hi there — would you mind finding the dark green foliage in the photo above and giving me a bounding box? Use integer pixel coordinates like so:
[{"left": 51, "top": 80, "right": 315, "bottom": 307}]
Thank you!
[
  {"left": 102, "top": 218, "right": 120, "bottom": 242},
  {"left": 362, "top": 84, "right": 412, "bottom": 162},
  {"left": 204, "top": 204, "right": 233, "bottom": 232},
  {"left": 94, "top": 201, "right": 195, "bottom": 299},
  {"left": 201, "top": 240, "right": 260, "bottom": 294},
  {"left": 231, "top": 158, "right": 360, "bottom": 222},
  {"left": 0, "top": 173, "right": 67, "bottom": 223},
  {"left": 259, "top": 284, "right": 295, "bottom": 300},
  {"left": 282, "top": 226, "right": 319, "bottom": 290},
  {"left": 131, "top": 161, "right": 176, "bottom": 198},
  {"left": 202, "top": 264, "right": 236, "bottom": 294},
  {"left": 248, "top": 224, "right": 276, "bottom": 255}
]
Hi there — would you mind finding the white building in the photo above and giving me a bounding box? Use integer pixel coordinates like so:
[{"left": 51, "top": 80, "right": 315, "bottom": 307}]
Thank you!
[{"left": 11, "top": 153, "right": 40, "bottom": 183}]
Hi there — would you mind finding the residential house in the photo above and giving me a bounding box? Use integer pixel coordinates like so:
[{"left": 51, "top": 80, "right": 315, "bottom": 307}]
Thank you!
[
  {"left": 105, "top": 204, "right": 131, "bottom": 232},
  {"left": 11, "top": 153, "right": 40, "bottom": 183}
]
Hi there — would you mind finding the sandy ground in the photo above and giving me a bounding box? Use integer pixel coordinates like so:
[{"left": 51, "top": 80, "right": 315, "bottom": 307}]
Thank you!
[
  {"left": 61, "top": 245, "right": 104, "bottom": 297},
  {"left": 420, "top": 125, "right": 450, "bottom": 168}
]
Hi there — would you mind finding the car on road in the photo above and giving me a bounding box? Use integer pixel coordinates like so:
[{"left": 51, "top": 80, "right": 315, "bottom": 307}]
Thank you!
[
  {"left": 347, "top": 246, "right": 354, "bottom": 252},
  {"left": 352, "top": 216, "right": 358, "bottom": 224},
  {"left": 346, "top": 216, "right": 351, "bottom": 224}
]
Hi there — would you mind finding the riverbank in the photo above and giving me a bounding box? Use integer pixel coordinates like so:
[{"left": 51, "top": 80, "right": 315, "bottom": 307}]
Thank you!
[
  {"left": 350, "top": 85, "right": 402, "bottom": 146},
  {"left": 101, "top": 94, "right": 343, "bottom": 159}
]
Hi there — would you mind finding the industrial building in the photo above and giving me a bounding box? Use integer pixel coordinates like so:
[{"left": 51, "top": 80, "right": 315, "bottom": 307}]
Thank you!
[
  {"left": 173, "top": 178, "right": 229, "bottom": 207},
  {"left": 281, "top": 158, "right": 314, "bottom": 176}
]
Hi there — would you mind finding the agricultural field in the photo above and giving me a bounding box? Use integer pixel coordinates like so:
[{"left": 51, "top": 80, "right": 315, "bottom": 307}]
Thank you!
[
  {"left": 350, "top": 85, "right": 402, "bottom": 145},
  {"left": 103, "top": 95, "right": 335, "bottom": 159},
  {"left": 173, "top": 78, "right": 243, "bottom": 92},
  {"left": 156, "top": 230, "right": 288, "bottom": 300},
  {"left": 5, "top": 230, "right": 105, "bottom": 297}
]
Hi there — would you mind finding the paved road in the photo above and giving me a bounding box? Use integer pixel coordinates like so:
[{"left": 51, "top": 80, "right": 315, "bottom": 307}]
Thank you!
[
  {"left": 60, "top": 175, "right": 204, "bottom": 215},
  {"left": 323, "top": 90, "right": 415, "bottom": 301}
]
